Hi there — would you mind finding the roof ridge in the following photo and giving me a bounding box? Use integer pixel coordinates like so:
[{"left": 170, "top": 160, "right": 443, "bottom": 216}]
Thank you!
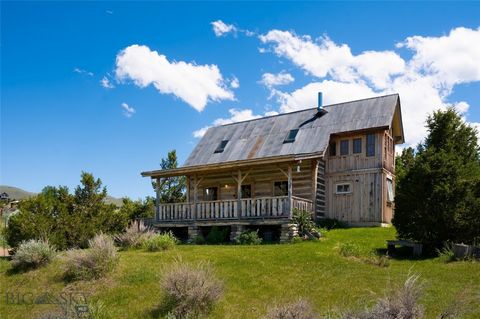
[{"left": 210, "top": 93, "right": 399, "bottom": 128}]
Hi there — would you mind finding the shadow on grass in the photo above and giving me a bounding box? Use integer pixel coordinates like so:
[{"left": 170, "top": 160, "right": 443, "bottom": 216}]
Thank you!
[
  {"left": 147, "top": 298, "right": 175, "bottom": 319},
  {"left": 374, "top": 246, "right": 435, "bottom": 261}
]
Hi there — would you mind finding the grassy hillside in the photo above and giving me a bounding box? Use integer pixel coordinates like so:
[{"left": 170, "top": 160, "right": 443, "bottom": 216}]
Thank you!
[
  {"left": 0, "top": 227, "right": 478, "bottom": 319},
  {"left": 0, "top": 185, "right": 123, "bottom": 207}
]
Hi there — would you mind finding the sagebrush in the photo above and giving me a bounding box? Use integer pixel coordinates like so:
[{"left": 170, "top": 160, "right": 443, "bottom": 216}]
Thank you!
[
  {"left": 161, "top": 259, "right": 223, "bottom": 318},
  {"left": 114, "top": 220, "right": 155, "bottom": 249},
  {"left": 11, "top": 239, "right": 56, "bottom": 270},
  {"left": 63, "top": 233, "right": 118, "bottom": 281},
  {"left": 263, "top": 299, "right": 316, "bottom": 319}
]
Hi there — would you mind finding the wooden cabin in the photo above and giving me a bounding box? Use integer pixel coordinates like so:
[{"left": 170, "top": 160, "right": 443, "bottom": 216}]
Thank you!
[{"left": 141, "top": 94, "right": 405, "bottom": 241}]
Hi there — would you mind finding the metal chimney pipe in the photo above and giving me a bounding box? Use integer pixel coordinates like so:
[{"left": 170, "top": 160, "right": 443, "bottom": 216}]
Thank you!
[{"left": 317, "top": 92, "right": 323, "bottom": 111}]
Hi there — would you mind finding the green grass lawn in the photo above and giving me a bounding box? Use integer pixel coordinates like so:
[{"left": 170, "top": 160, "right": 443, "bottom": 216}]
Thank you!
[{"left": 1, "top": 227, "right": 479, "bottom": 319}]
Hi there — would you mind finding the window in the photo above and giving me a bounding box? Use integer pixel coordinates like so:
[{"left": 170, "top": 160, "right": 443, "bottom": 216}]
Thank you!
[
  {"left": 329, "top": 141, "right": 337, "bottom": 156},
  {"left": 336, "top": 183, "right": 351, "bottom": 194},
  {"left": 241, "top": 184, "right": 252, "bottom": 198},
  {"left": 386, "top": 178, "right": 394, "bottom": 202},
  {"left": 340, "top": 140, "right": 349, "bottom": 156},
  {"left": 366, "top": 134, "right": 375, "bottom": 157},
  {"left": 204, "top": 187, "right": 218, "bottom": 201},
  {"left": 214, "top": 140, "right": 229, "bottom": 153},
  {"left": 284, "top": 129, "right": 299, "bottom": 143},
  {"left": 274, "top": 181, "right": 288, "bottom": 196},
  {"left": 353, "top": 138, "right": 362, "bottom": 154}
]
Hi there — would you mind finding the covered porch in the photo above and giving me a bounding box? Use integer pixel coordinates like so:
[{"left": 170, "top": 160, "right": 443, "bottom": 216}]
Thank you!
[{"left": 142, "top": 157, "right": 321, "bottom": 224}]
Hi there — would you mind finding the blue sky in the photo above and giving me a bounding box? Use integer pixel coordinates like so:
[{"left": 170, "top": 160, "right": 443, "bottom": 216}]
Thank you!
[{"left": 1, "top": 2, "right": 480, "bottom": 199}]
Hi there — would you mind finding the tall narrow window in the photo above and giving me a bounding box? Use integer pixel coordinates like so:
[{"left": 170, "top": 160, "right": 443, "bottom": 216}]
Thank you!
[
  {"left": 353, "top": 138, "right": 362, "bottom": 154},
  {"left": 386, "top": 178, "right": 394, "bottom": 202},
  {"left": 284, "top": 129, "right": 299, "bottom": 143},
  {"left": 214, "top": 140, "right": 229, "bottom": 153},
  {"left": 274, "top": 181, "right": 288, "bottom": 196},
  {"left": 340, "top": 140, "right": 349, "bottom": 156},
  {"left": 329, "top": 141, "right": 337, "bottom": 156},
  {"left": 366, "top": 134, "right": 375, "bottom": 157}
]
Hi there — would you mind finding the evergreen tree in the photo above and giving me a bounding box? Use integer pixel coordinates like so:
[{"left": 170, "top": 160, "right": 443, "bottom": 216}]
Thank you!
[
  {"left": 153, "top": 150, "right": 186, "bottom": 203},
  {"left": 393, "top": 108, "right": 480, "bottom": 248}
]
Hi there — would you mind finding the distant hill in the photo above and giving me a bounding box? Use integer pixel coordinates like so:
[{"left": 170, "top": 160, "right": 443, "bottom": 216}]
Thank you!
[{"left": 0, "top": 185, "right": 124, "bottom": 207}]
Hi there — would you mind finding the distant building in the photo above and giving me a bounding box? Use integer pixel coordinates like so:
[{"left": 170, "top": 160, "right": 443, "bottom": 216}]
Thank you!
[{"left": 0, "top": 192, "right": 9, "bottom": 201}]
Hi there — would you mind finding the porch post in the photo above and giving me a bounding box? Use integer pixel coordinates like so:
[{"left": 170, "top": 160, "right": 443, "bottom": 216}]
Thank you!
[
  {"left": 155, "top": 177, "right": 160, "bottom": 221},
  {"left": 237, "top": 170, "right": 242, "bottom": 219},
  {"left": 186, "top": 176, "right": 191, "bottom": 203},
  {"left": 288, "top": 165, "right": 293, "bottom": 218},
  {"left": 193, "top": 175, "right": 198, "bottom": 221}
]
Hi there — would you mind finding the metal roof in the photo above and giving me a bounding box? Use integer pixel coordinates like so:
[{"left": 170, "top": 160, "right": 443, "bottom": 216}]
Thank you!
[{"left": 183, "top": 94, "right": 402, "bottom": 167}]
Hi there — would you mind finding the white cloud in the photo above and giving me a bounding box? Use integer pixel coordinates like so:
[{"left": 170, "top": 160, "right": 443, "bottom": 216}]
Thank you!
[
  {"left": 259, "top": 30, "right": 405, "bottom": 90},
  {"left": 193, "top": 108, "right": 267, "bottom": 138},
  {"left": 115, "top": 44, "right": 234, "bottom": 112},
  {"left": 275, "top": 80, "right": 377, "bottom": 113},
  {"left": 121, "top": 103, "right": 135, "bottom": 118},
  {"left": 100, "top": 76, "right": 115, "bottom": 89},
  {"left": 398, "top": 27, "right": 480, "bottom": 87},
  {"left": 230, "top": 76, "right": 240, "bottom": 89},
  {"left": 74, "top": 68, "right": 94, "bottom": 76},
  {"left": 259, "top": 26, "right": 480, "bottom": 147},
  {"left": 260, "top": 72, "right": 294, "bottom": 88},
  {"left": 211, "top": 20, "right": 237, "bottom": 37}
]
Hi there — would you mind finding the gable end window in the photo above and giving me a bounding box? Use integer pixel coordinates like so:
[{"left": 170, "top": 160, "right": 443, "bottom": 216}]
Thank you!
[
  {"left": 214, "top": 140, "right": 229, "bottom": 153},
  {"left": 284, "top": 129, "right": 299, "bottom": 143},
  {"left": 366, "top": 134, "right": 375, "bottom": 157},
  {"left": 340, "top": 140, "right": 349, "bottom": 156},
  {"left": 353, "top": 138, "right": 362, "bottom": 154},
  {"left": 336, "top": 183, "right": 352, "bottom": 194}
]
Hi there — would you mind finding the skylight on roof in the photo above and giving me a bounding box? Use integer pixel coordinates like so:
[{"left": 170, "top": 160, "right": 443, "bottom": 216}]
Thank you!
[
  {"left": 283, "top": 129, "right": 299, "bottom": 143},
  {"left": 214, "top": 140, "right": 229, "bottom": 153}
]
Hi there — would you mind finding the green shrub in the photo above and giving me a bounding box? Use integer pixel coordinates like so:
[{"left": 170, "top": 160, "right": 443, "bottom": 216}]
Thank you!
[
  {"left": 161, "top": 260, "right": 223, "bottom": 318},
  {"left": 317, "top": 218, "right": 348, "bottom": 230},
  {"left": 205, "top": 226, "right": 229, "bottom": 244},
  {"left": 193, "top": 234, "right": 206, "bottom": 245},
  {"left": 63, "top": 233, "right": 118, "bottom": 281},
  {"left": 114, "top": 220, "right": 155, "bottom": 249},
  {"left": 143, "top": 232, "right": 177, "bottom": 252},
  {"left": 11, "top": 239, "right": 56, "bottom": 270},
  {"left": 338, "top": 242, "right": 361, "bottom": 258},
  {"left": 292, "top": 209, "right": 321, "bottom": 240},
  {"left": 235, "top": 230, "right": 262, "bottom": 245},
  {"left": 437, "top": 243, "right": 456, "bottom": 263},
  {"left": 263, "top": 299, "right": 316, "bottom": 319}
]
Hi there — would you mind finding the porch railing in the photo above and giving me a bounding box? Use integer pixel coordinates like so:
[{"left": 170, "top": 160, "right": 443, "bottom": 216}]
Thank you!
[{"left": 156, "top": 196, "right": 313, "bottom": 222}]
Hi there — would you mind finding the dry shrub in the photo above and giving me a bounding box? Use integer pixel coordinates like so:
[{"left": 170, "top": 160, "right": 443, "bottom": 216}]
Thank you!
[
  {"left": 114, "top": 220, "right": 155, "bottom": 249},
  {"left": 63, "top": 233, "right": 118, "bottom": 281},
  {"left": 11, "top": 239, "right": 56, "bottom": 270},
  {"left": 263, "top": 299, "right": 317, "bottom": 319},
  {"left": 161, "top": 259, "right": 223, "bottom": 318},
  {"left": 346, "top": 274, "right": 424, "bottom": 319}
]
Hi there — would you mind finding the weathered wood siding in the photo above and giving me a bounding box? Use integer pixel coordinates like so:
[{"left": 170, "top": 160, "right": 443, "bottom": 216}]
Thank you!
[
  {"left": 324, "top": 130, "right": 395, "bottom": 224},
  {"left": 315, "top": 160, "right": 326, "bottom": 218},
  {"left": 187, "top": 160, "right": 314, "bottom": 202}
]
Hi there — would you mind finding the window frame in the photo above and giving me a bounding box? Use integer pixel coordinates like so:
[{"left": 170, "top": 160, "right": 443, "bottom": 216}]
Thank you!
[
  {"left": 386, "top": 177, "right": 394, "bottom": 202},
  {"left": 273, "top": 181, "right": 288, "bottom": 197},
  {"left": 214, "top": 140, "right": 229, "bottom": 153},
  {"left": 335, "top": 182, "right": 352, "bottom": 195},
  {"left": 204, "top": 186, "right": 219, "bottom": 201},
  {"left": 329, "top": 141, "right": 337, "bottom": 157},
  {"left": 353, "top": 138, "right": 362, "bottom": 154},
  {"left": 283, "top": 129, "right": 299, "bottom": 143},
  {"left": 340, "top": 140, "right": 349, "bottom": 156},
  {"left": 240, "top": 184, "right": 252, "bottom": 199},
  {"left": 366, "top": 134, "right": 376, "bottom": 157}
]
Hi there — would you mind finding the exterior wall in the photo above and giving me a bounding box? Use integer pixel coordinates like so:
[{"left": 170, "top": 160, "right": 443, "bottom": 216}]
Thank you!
[
  {"left": 188, "top": 160, "right": 314, "bottom": 202},
  {"left": 324, "top": 129, "right": 395, "bottom": 224}
]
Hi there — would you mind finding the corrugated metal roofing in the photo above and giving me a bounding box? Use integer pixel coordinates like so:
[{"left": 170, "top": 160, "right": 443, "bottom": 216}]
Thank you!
[{"left": 183, "top": 94, "right": 400, "bottom": 167}]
